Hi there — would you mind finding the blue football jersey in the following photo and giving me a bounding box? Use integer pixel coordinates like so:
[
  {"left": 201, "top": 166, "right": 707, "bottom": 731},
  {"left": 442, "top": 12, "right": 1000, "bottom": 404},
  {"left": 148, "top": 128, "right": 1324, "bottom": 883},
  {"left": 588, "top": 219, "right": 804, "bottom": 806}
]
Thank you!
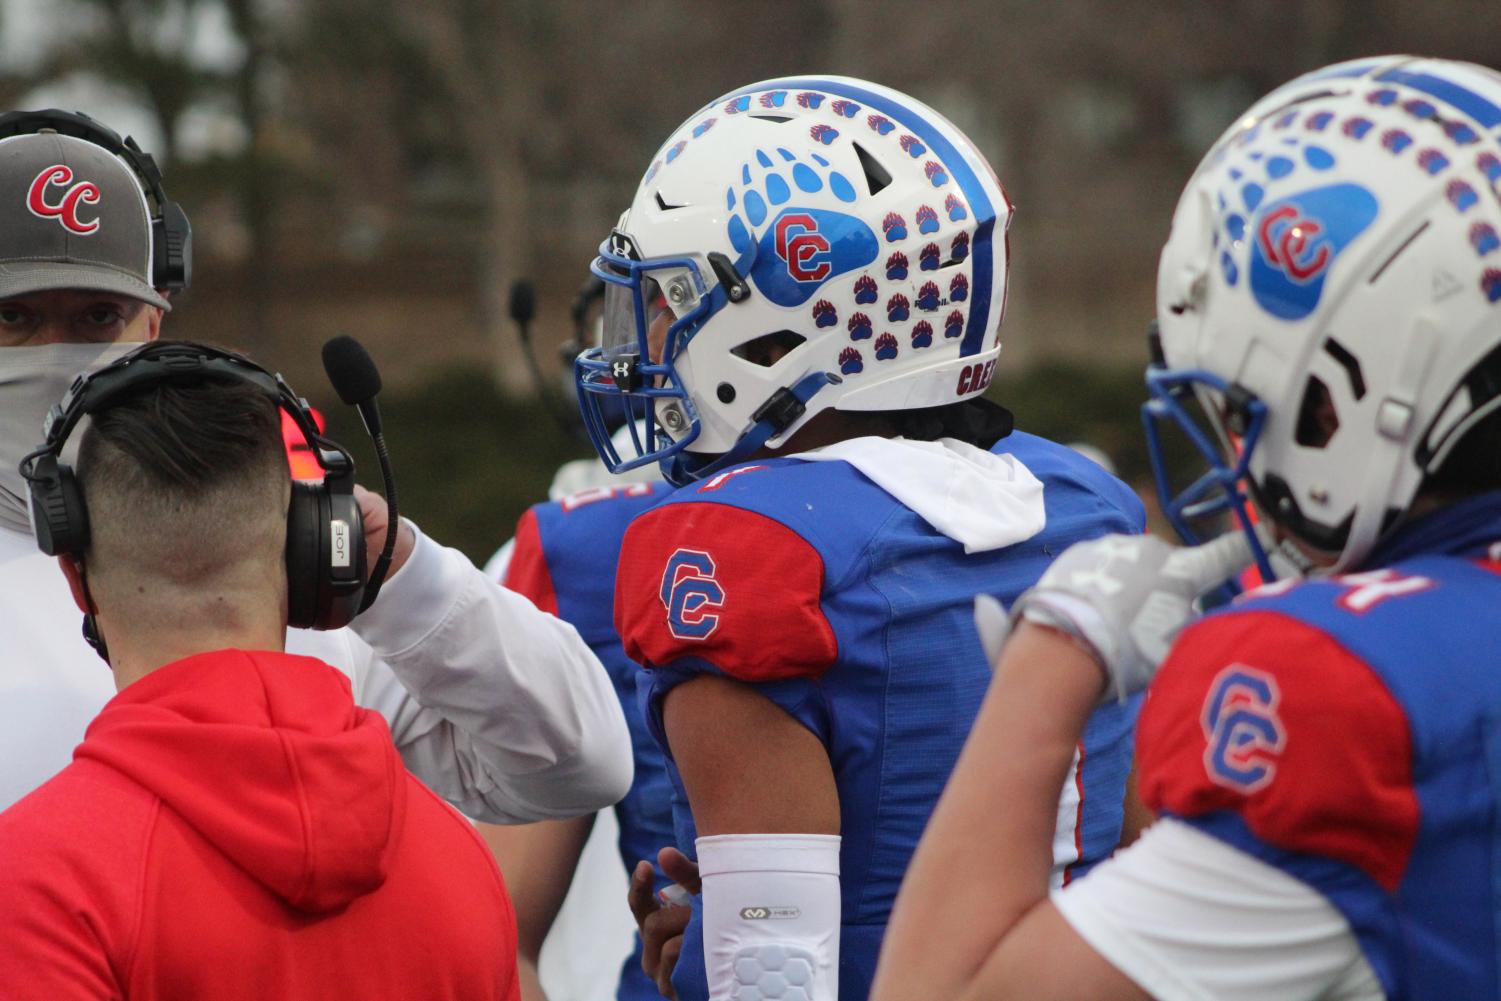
[
  {"left": 504, "top": 481, "right": 676, "bottom": 1001},
  {"left": 615, "top": 432, "right": 1147, "bottom": 1001},
  {"left": 1141, "top": 491, "right": 1501, "bottom": 1000}
]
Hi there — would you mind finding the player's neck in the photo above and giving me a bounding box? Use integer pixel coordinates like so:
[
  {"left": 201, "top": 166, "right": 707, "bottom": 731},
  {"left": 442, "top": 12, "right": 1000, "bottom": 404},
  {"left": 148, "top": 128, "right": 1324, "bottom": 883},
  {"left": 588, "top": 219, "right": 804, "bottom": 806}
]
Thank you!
[{"left": 762, "top": 409, "right": 897, "bottom": 458}]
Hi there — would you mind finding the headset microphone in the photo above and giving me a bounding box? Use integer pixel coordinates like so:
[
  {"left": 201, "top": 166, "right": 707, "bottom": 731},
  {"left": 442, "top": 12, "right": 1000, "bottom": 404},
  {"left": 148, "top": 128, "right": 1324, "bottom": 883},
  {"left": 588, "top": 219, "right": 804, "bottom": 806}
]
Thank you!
[
  {"left": 510, "top": 279, "right": 538, "bottom": 331},
  {"left": 321, "top": 336, "right": 397, "bottom": 612},
  {"left": 561, "top": 275, "right": 606, "bottom": 366},
  {"left": 508, "top": 278, "right": 588, "bottom": 438}
]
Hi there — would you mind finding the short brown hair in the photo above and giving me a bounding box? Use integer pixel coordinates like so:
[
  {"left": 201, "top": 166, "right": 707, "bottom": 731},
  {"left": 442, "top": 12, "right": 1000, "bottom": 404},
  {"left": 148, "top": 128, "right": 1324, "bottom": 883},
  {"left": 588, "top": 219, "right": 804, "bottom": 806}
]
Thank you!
[{"left": 76, "top": 370, "right": 289, "bottom": 601}]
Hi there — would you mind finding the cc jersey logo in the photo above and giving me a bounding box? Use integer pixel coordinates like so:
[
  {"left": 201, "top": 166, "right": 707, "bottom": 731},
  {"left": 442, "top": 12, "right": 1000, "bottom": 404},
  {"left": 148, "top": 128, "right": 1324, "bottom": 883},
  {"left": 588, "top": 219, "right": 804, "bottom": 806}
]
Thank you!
[
  {"left": 1201, "top": 665, "right": 1287, "bottom": 793},
  {"left": 660, "top": 548, "right": 726, "bottom": 640}
]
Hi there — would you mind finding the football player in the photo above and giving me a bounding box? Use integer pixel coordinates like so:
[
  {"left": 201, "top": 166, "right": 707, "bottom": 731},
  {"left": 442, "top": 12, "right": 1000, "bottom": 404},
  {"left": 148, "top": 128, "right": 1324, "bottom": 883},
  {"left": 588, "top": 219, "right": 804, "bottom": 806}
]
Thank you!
[
  {"left": 873, "top": 56, "right": 1501, "bottom": 1001},
  {"left": 575, "top": 77, "right": 1147, "bottom": 1001},
  {"left": 484, "top": 470, "right": 677, "bottom": 1001}
]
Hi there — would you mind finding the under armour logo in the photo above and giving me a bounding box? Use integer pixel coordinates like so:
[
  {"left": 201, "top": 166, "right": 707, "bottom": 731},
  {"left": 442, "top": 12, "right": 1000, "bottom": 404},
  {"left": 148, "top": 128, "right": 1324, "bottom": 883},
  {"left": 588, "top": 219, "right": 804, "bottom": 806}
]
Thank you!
[
  {"left": 1067, "top": 536, "right": 1142, "bottom": 595},
  {"left": 609, "top": 229, "right": 639, "bottom": 260},
  {"left": 610, "top": 358, "right": 641, "bottom": 390},
  {"left": 27, "top": 164, "right": 101, "bottom": 235}
]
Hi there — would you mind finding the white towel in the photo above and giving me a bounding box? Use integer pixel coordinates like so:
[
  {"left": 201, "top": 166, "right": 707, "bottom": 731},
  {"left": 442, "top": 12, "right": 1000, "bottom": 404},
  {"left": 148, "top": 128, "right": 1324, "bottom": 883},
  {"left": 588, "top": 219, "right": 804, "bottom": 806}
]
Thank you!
[{"left": 797, "top": 436, "right": 1046, "bottom": 553}]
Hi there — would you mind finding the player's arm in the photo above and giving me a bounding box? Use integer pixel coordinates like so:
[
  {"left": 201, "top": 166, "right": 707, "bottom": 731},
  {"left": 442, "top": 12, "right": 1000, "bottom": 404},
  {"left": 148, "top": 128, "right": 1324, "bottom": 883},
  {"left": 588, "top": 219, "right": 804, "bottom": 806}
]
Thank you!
[
  {"left": 0, "top": 825, "right": 127, "bottom": 1000},
  {"left": 351, "top": 493, "right": 633, "bottom": 824},
  {"left": 477, "top": 815, "right": 596, "bottom": 1001},
  {"left": 875, "top": 533, "right": 1228, "bottom": 1001},
  {"left": 664, "top": 676, "right": 839, "bottom": 835},
  {"left": 876, "top": 534, "right": 1385, "bottom": 1001},
  {"left": 618, "top": 495, "right": 846, "bottom": 1001},
  {"left": 663, "top": 675, "right": 843, "bottom": 1001}
]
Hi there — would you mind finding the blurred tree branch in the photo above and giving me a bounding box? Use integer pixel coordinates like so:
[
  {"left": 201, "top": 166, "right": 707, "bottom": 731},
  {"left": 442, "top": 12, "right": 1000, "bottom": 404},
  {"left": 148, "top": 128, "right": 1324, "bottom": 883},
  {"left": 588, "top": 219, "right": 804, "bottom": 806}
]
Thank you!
[{"left": 389, "top": 0, "right": 543, "bottom": 391}]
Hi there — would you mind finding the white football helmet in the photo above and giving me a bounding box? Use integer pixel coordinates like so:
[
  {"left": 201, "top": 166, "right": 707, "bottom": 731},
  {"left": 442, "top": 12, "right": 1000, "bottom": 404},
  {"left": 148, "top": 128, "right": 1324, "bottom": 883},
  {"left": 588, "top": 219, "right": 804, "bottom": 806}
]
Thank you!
[
  {"left": 575, "top": 76, "right": 1013, "bottom": 484},
  {"left": 1147, "top": 56, "right": 1501, "bottom": 576}
]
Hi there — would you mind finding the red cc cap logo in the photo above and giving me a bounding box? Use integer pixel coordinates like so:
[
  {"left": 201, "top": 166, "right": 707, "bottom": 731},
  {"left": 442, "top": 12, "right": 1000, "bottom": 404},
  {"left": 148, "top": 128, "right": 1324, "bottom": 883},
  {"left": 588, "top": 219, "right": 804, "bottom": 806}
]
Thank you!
[{"left": 27, "top": 165, "right": 101, "bottom": 235}]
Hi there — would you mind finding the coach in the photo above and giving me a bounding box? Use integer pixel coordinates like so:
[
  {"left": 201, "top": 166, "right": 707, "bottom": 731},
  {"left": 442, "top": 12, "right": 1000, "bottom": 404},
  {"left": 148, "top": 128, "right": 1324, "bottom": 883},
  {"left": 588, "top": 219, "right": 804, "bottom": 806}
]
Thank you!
[
  {"left": 0, "top": 112, "right": 631, "bottom": 820},
  {"left": 0, "top": 351, "right": 522, "bottom": 997}
]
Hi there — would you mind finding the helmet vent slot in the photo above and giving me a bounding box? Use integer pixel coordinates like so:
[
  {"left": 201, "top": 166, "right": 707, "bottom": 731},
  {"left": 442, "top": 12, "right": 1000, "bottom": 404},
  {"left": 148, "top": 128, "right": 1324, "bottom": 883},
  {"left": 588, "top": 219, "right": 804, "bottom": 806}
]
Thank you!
[
  {"left": 731, "top": 330, "right": 806, "bottom": 367},
  {"left": 749, "top": 114, "right": 793, "bottom": 124},
  {"left": 851, "top": 142, "right": 892, "bottom": 196},
  {"left": 1322, "top": 338, "right": 1367, "bottom": 400},
  {"left": 1295, "top": 375, "right": 1339, "bottom": 448},
  {"left": 1367, "top": 220, "right": 1430, "bottom": 285}
]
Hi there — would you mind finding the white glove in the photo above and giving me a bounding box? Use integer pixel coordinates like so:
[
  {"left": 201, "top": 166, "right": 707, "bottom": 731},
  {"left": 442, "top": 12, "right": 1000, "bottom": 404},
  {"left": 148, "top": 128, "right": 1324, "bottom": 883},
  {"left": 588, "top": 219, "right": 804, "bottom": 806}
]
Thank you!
[{"left": 1009, "top": 532, "right": 1254, "bottom": 702}]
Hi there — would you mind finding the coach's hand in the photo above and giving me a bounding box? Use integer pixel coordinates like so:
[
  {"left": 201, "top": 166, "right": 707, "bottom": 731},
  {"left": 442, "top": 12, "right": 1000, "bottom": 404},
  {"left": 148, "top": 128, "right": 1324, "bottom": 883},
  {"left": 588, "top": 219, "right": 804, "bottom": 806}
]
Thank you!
[
  {"left": 1010, "top": 531, "right": 1253, "bottom": 702},
  {"left": 629, "top": 848, "right": 701, "bottom": 999},
  {"left": 354, "top": 484, "right": 415, "bottom": 578}
]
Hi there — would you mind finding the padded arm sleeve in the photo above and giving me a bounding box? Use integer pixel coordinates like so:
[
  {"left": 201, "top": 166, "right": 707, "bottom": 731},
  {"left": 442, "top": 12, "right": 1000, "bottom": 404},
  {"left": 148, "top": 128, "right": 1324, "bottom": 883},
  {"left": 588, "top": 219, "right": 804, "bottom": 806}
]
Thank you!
[{"left": 698, "top": 834, "right": 842, "bottom": 1001}]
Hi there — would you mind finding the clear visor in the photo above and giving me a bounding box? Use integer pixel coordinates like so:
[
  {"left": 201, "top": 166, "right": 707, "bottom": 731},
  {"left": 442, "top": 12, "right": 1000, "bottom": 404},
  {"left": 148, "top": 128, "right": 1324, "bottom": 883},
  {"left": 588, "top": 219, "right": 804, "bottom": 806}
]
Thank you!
[
  {"left": 593, "top": 239, "right": 710, "bottom": 367},
  {"left": 600, "top": 270, "right": 667, "bottom": 361},
  {"left": 577, "top": 235, "right": 726, "bottom": 479}
]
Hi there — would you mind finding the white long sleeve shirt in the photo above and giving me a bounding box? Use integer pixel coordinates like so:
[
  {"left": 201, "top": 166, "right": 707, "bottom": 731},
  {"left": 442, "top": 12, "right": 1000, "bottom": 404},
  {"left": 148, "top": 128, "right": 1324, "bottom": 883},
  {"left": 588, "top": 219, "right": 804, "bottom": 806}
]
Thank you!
[
  {"left": 0, "top": 520, "right": 632, "bottom": 823},
  {"left": 1054, "top": 818, "right": 1382, "bottom": 1000}
]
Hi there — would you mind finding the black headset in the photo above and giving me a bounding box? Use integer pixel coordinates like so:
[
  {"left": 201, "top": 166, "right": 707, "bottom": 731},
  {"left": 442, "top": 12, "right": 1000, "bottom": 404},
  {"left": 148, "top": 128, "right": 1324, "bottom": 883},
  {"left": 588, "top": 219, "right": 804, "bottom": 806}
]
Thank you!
[
  {"left": 0, "top": 108, "right": 192, "bottom": 292},
  {"left": 18, "top": 342, "right": 378, "bottom": 653}
]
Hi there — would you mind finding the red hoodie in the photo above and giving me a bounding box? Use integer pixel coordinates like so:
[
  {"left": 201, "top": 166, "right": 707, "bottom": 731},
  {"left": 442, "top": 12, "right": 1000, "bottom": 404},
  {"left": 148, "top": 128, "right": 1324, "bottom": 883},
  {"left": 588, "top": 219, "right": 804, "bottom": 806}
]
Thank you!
[{"left": 0, "top": 649, "right": 520, "bottom": 1000}]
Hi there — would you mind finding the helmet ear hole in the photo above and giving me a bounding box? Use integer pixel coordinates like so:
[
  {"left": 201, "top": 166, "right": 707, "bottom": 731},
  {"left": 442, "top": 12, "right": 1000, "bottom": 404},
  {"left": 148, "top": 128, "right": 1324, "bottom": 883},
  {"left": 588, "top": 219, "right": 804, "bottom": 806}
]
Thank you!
[
  {"left": 1295, "top": 375, "right": 1339, "bottom": 448},
  {"left": 731, "top": 330, "right": 806, "bottom": 368}
]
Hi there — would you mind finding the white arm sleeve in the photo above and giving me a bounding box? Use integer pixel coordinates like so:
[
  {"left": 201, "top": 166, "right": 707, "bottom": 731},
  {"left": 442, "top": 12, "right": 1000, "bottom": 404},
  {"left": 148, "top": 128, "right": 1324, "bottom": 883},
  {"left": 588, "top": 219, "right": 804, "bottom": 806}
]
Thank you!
[
  {"left": 698, "top": 834, "right": 842, "bottom": 1001},
  {"left": 1052, "top": 818, "right": 1383, "bottom": 1001},
  {"left": 345, "top": 519, "right": 633, "bottom": 824}
]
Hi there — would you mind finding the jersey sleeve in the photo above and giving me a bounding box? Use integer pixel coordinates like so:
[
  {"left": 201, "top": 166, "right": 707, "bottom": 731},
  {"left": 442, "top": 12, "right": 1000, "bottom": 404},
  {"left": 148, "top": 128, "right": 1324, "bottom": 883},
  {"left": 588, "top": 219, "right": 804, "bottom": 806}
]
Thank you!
[
  {"left": 615, "top": 501, "right": 839, "bottom": 684},
  {"left": 1138, "top": 609, "right": 1419, "bottom": 894},
  {"left": 500, "top": 506, "right": 559, "bottom": 615}
]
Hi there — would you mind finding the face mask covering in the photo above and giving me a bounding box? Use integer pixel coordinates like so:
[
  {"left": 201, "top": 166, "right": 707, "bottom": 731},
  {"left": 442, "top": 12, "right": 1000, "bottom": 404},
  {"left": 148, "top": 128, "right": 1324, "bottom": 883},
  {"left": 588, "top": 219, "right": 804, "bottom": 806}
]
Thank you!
[{"left": 0, "top": 342, "right": 139, "bottom": 535}]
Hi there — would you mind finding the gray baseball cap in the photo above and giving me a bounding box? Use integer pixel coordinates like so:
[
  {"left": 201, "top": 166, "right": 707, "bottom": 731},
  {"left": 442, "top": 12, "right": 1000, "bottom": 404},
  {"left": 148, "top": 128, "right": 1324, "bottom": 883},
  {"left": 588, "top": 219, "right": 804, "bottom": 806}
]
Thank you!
[{"left": 0, "top": 132, "right": 170, "bottom": 310}]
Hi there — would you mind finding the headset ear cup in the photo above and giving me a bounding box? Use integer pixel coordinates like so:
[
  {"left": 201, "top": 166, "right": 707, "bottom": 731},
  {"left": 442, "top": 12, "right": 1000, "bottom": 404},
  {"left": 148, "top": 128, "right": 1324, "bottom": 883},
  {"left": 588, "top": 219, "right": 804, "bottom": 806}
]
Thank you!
[
  {"left": 285, "top": 481, "right": 323, "bottom": 630},
  {"left": 28, "top": 458, "right": 89, "bottom": 557},
  {"left": 153, "top": 200, "right": 192, "bottom": 291},
  {"left": 321, "top": 484, "right": 367, "bottom": 631},
  {"left": 285, "top": 477, "right": 366, "bottom": 632}
]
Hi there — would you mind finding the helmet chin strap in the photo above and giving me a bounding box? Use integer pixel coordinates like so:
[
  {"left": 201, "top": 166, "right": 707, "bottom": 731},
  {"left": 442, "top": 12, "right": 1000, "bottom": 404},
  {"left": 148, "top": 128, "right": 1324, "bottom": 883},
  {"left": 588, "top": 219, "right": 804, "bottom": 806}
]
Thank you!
[
  {"left": 662, "top": 371, "right": 839, "bottom": 486},
  {"left": 1330, "top": 312, "right": 1440, "bottom": 574}
]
